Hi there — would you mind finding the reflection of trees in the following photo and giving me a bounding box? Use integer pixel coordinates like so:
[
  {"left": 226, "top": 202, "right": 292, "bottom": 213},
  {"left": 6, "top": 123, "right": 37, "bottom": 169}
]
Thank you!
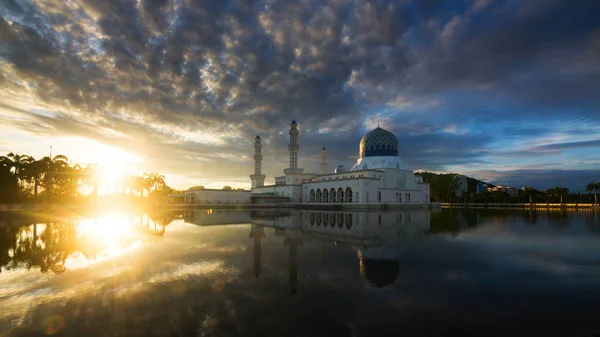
[
  {"left": 429, "top": 209, "right": 480, "bottom": 235},
  {"left": 584, "top": 210, "right": 599, "bottom": 233},
  {"left": 546, "top": 209, "right": 569, "bottom": 227},
  {"left": 143, "top": 211, "right": 176, "bottom": 238},
  {"left": 0, "top": 222, "right": 78, "bottom": 274}
]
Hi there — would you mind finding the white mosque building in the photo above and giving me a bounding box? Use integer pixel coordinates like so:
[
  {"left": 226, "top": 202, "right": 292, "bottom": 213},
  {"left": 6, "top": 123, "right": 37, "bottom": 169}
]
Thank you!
[{"left": 250, "top": 121, "right": 430, "bottom": 206}]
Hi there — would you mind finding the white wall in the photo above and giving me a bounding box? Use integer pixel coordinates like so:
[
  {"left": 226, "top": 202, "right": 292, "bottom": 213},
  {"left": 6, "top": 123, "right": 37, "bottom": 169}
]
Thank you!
[{"left": 185, "top": 190, "right": 250, "bottom": 204}]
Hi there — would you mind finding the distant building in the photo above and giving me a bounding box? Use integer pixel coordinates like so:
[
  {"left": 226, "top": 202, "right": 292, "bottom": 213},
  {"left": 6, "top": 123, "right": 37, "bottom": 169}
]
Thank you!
[
  {"left": 488, "top": 184, "right": 519, "bottom": 197},
  {"left": 456, "top": 175, "right": 490, "bottom": 195}
]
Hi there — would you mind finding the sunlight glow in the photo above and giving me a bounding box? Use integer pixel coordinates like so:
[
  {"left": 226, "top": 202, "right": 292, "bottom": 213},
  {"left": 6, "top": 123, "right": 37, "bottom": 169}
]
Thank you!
[{"left": 66, "top": 214, "right": 142, "bottom": 270}]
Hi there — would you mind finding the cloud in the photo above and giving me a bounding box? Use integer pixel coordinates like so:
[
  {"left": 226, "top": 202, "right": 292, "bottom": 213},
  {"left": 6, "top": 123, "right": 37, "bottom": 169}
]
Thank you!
[{"left": 0, "top": 0, "right": 599, "bottom": 188}]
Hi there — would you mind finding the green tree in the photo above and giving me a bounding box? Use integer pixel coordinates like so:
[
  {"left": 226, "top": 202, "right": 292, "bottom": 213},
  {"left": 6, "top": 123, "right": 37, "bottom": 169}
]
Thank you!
[
  {"left": 548, "top": 186, "right": 569, "bottom": 205},
  {"left": 222, "top": 185, "right": 232, "bottom": 190},
  {"left": 586, "top": 181, "right": 600, "bottom": 206},
  {"left": 144, "top": 173, "right": 166, "bottom": 195},
  {"left": 130, "top": 175, "right": 146, "bottom": 197},
  {"left": 38, "top": 154, "right": 69, "bottom": 201},
  {"left": 23, "top": 159, "right": 46, "bottom": 199},
  {"left": 0, "top": 153, "right": 33, "bottom": 183},
  {"left": 0, "top": 158, "right": 19, "bottom": 203}
]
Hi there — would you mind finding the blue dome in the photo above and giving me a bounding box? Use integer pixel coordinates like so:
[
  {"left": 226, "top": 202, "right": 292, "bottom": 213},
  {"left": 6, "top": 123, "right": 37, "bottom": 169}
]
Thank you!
[
  {"left": 291, "top": 120, "right": 297, "bottom": 125},
  {"left": 335, "top": 165, "right": 347, "bottom": 173},
  {"left": 256, "top": 135, "right": 260, "bottom": 139},
  {"left": 359, "top": 127, "right": 398, "bottom": 158}
]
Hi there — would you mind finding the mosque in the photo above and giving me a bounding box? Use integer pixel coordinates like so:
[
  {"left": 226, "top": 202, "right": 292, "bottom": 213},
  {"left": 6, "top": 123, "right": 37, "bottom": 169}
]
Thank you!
[{"left": 250, "top": 121, "right": 430, "bottom": 205}]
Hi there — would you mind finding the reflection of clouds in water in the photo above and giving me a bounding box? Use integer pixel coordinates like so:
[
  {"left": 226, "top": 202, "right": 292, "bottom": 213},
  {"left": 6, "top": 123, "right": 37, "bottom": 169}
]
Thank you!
[
  {"left": 148, "top": 260, "right": 231, "bottom": 283},
  {"left": 455, "top": 226, "right": 600, "bottom": 275},
  {"left": 0, "top": 259, "right": 238, "bottom": 334}
]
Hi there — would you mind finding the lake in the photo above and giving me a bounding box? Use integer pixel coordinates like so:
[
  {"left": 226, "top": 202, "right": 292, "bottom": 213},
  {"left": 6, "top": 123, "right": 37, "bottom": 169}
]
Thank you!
[{"left": 1, "top": 208, "right": 599, "bottom": 337}]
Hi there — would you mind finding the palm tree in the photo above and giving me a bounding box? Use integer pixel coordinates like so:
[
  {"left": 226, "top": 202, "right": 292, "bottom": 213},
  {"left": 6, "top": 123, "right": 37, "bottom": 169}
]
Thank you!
[
  {"left": 549, "top": 186, "right": 569, "bottom": 205},
  {"left": 39, "top": 155, "right": 69, "bottom": 201},
  {"left": 130, "top": 175, "right": 145, "bottom": 198},
  {"left": 0, "top": 153, "right": 33, "bottom": 190},
  {"left": 24, "top": 159, "right": 46, "bottom": 199},
  {"left": 144, "top": 173, "right": 166, "bottom": 193},
  {"left": 586, "top": 181, "right": 600, "bottom": 206}
]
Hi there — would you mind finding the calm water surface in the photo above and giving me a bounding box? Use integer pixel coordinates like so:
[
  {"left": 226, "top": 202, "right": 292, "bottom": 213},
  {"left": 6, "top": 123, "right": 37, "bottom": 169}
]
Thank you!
[{"left": 1, "top": 209, "right": 599, "bottom": 337}]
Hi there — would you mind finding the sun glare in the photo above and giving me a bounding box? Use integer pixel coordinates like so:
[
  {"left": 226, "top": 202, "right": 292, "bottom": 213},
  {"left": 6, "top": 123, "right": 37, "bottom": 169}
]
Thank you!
[
  {"left": 99, "top": 163, "right": 125, "bottom": 184},
  {"left": 66, "top": 214, "right": 143, "bottom": 270}
]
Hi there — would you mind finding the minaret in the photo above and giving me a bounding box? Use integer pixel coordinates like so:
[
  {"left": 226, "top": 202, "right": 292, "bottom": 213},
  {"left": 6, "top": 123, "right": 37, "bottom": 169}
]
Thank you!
[
  {"left": 320, "top": 147, "right": 327, "bottom": 174},
  {"left": 284, "top": 120, "right": 304, "bottom": 176},
  {"left": 250, "top": 135, "right": 266, "bottom": 188}
]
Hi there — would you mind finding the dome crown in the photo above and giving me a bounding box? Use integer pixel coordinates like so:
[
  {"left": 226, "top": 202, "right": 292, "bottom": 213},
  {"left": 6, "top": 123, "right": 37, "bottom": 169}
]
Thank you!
[{"left": 359, "top": 127, "right": 398, "bottom": 158}]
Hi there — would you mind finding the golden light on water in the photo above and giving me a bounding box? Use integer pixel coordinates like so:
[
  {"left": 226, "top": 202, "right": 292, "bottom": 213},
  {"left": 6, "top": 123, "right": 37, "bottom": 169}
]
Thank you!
[{"left": 65, "top": 214, "right": 144, "bottom": 270}]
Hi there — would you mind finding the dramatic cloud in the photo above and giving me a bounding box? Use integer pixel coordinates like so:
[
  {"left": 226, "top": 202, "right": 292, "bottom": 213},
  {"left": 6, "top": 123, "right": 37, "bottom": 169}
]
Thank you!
[{"left": 1, "top": 0, "right": 599, "bottom": 189}]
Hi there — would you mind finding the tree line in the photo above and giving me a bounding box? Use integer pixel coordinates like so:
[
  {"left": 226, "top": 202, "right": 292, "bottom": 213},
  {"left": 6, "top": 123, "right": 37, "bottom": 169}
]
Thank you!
[
  {"left": 0, "top": 152, "right": 169, "bottom": 204},
  {"left": 421, "top": 171, "right": 599, "bottom": 205}
]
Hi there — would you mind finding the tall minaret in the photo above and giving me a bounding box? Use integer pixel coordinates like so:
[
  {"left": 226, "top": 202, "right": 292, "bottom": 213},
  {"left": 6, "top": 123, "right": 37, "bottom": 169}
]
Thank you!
[
  {"left": 250, "top": 135, "right": 266, "bottom": 188},
  {"left": 284, "top": 120, "right": 303, "bottom": 176},
  {"left": 320, "top": 147, "right": 327, "bottom": 174}
]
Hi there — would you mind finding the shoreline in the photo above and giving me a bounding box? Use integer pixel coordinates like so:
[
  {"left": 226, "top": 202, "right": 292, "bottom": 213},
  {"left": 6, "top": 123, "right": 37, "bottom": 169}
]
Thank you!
[{"left": 441, "top": 202, "right": 599, "bottom": 209}]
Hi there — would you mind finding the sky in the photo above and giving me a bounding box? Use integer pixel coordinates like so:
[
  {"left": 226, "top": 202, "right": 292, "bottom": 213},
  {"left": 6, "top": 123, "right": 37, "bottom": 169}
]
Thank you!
[{"left": 0, "top": 0, "right": 599, "bottom": 192}]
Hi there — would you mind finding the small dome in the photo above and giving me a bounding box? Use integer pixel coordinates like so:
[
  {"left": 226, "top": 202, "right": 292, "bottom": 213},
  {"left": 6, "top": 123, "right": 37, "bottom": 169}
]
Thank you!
[
  {"left": 334, "top": 165, "right": 347, "bottom": 173},
  {"left": 359, "top": 127, "right": 398, "bottom": 158},
  {"left": 255, "top": 135, "right": 260, "bottom": 139},
  {"left": 322, "top": 146, "right": 326, "bottom": 150},
  {"left": 291, "top": 120, "right": 297, "bottom": 125}
]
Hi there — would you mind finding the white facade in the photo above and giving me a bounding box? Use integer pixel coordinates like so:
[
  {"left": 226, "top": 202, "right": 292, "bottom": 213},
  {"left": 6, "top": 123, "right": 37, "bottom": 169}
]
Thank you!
[
  {"left": 184, "top": 189, "right": 251, "bottom": 204},
  {"left": 250, "top": 122, "right": 430, "bottom": 205}
]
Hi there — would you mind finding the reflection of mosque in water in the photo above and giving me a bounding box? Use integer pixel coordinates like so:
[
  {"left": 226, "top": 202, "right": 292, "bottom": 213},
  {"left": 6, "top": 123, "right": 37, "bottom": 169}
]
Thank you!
[{"left": 185, "top": 210, "right": 431, "bottom": 292}]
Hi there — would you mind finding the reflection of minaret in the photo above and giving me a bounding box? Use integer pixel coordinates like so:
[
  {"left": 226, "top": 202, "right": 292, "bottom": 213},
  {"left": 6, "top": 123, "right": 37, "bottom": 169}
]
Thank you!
[
  {"left": 250, "top": 135, "right": 266, "bottom": 188},
  {"left": 320, "top": 147, "right": 327, "bottom": 174},
  {"left": 249, "top": 224, "right": 265, "bottom": 277},
  {"left": 284, "top": 121, "right": 304, "bottom": 176},
  {"left": 284, "top": 232, "right": 302, "bottom": 295}
]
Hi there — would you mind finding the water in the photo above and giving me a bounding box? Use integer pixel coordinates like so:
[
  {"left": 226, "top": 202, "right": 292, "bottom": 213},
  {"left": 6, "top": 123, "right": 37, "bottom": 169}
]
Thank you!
[{"left": 1, "top": 209, "right": 599, "bottom": 337}]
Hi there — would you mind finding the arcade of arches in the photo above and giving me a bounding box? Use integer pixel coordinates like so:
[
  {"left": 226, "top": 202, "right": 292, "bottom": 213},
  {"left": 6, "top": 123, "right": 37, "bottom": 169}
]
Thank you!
[{"left": 310, "top": 187, "right": 354, "bottom": 203}]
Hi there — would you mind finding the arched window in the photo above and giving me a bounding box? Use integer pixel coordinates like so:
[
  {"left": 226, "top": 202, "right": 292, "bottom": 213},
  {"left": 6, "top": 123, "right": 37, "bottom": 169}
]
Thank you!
[
  {"left": 330, "top": 188, "right": 336, "bottom": 203},
  {"left": 323, "top": 189, "right": 329, "bottom": 203},
  {"left": 346, "top": 187, "right": 352, "bottom": 203},
  {"left": 399, "top": 193, "right": 402, "bottom": 203},
  {"left": 338, "top": 188, "right": 344, "bottom": 203},
  {"left": 310, "top": 189, "right": 315, "bottom": 202},
  {"left": 409, "top": 193, "right": 411, "bottom": 203},
  {"left": 316, "top": 189, "right": 322, "bottom": 203},
  {"left": 378, "top": 191, "right": 381, "bottom": 202}
]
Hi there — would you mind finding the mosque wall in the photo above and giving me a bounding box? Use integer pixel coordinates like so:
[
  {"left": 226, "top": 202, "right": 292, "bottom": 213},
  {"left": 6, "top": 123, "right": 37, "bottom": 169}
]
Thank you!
[{"left": 184, "top": 190, "right": 251, "bottom": 204}]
